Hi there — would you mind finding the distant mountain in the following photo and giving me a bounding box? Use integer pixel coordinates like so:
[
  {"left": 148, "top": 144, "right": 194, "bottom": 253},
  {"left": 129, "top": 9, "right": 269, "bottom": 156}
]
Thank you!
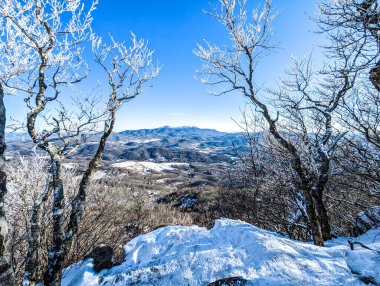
[
  {"left": 6, "top": 127, "right": 247, "bottom": 163},
  {"left": 5, "top": 132, "right": 31, "bottom": 142},
  {"left": 101, "top": 126, "right": 244, "bottom": 163},
  {"left": 119, "top": 126, "right": 228, "bottom": 137}
]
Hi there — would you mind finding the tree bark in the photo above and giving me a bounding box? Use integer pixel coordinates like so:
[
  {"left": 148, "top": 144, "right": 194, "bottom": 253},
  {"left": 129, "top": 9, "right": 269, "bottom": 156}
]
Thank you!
[
  {"left": 313, "top": 191, "right": 331, "bottom": 241},
  {"left": 313, "top": 154, "right": 332, "bottom": 242},
  {"left": 304, "top": 190, "right": 324, "bottom": 246},
  {"left": 43, "top": 157, "right": 65, "bottom": 286},
  {"left": 0, "top": 83, "right": 14, "bottom": 285},
  {"left": 23, "top": 177, "right": 53, "bottom": 286}
]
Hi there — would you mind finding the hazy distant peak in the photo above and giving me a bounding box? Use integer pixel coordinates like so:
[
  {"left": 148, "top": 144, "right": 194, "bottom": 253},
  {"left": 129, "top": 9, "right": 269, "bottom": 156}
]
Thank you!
[{"left": 119, "top": 126, "right": 226, "bottom": 136}]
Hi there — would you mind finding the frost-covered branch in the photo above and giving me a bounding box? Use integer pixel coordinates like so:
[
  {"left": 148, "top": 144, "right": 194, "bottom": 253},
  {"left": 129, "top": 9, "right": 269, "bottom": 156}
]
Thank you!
[
  {"left": 195, "top": 0, "right": 359, "bottom": 246},
  {"left": 63, "top": 33, "right": 159, "bottom": 285}
]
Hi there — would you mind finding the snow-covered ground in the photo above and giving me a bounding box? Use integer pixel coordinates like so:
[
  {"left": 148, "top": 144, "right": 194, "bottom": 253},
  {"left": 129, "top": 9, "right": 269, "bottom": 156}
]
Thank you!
[
  {"left": 62, "top": 219, "right": 380, "bottom": 286},
  {"left": 62, "top": 163, "right": 78, "bottom": 169},
  {"left": 111, "top": 161, "right": 189, "bottom": 174},
  {"left": 107, "top": 139, "right": 161, "bottom": 144},
  {"left": 129, "top": 139, "right": 161, "bottom": 144}
]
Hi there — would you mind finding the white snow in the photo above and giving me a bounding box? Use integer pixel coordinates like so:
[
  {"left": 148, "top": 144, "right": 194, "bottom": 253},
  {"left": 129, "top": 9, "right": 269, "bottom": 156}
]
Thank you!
[
  {"left": 62, "top": 163, "right": 78, "bottom": 169},
  {"left": 111, "top": 161, "right": 188, "bottom": 173},
  {"left": 129, "top": 138, "right": 161, "bottom": 144},
  {"left": 328, "top": 229, "right": 380, "bottom": 285},
  {"left": 92, "top": 171, "right": 107, "bottom": 180},
  {"left": 155, "top": 178, "right": 167, "bottom": 184},
  {"left": 62, "top": 219, "right": 380, "bottom": 286},
  {"left": 108, "top": 139, "right": 161, "bottom": 144}
]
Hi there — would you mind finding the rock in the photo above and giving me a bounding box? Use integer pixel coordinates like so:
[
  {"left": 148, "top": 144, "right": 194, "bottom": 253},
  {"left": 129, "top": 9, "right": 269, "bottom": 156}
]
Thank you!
[
  {"left": 208, "top": 277, "right": 247, "bottom": 286},
  {"left": 356, "top": 206, "right": 380, "bottom": 233},
  {"left": 178, "top": 194, "right": 198, "bottom": 209},
  {"left": 91, "top": 245, "right": 113, "bottom": 273}
]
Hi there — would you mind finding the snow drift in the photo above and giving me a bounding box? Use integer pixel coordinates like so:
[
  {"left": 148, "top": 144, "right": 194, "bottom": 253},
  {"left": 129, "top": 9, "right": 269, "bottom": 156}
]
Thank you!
[{"left": 62, "top": 219, "right": 380, "bottom": 286}]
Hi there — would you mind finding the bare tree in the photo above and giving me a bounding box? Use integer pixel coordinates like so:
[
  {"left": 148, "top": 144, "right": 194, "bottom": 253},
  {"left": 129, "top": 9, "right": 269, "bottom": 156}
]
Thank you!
[
  {"left": 0, "top": 0, "right": 159, "bottom": 284},
  {"left": 267, "top": 56, "right": 356, "bottom": 241},
  {"left": 317, "top": 0, "right": 380, "bottom": 206},
  {"left": 317, "top": 0, "right": 380, "bottom": 91},
  {"left": 317, "top": 0, "right": 380, "bottom": 147},
  {"left": 195, "top": 0, "right": 357, "bottom": 246},
  {"left": 6, "top": 155, "right": 190, "bottom": 285},
  {"left": 0, "top": 1, "right": 101, "bottom": 285},
  {"left": 0, "top": 1, "right": 37, "bottom": 283},
  {"left": 63, "top": 33, "right": 160, "bottom": 280},
  {"left": 0, "top": 85, "right": 13, "bottom": 285}
]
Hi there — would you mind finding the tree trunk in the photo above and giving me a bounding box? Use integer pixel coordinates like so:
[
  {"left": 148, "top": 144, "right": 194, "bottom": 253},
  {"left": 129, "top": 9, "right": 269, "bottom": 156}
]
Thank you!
[
  {"left": 46, "top": 114, "right": 116, "bottom": 285},
  {"left": 43, "top": 157, "right": 65, "bottom": 286},
  {"left": 23, "top": 177, "right": 53, "bottom": 286},
  {"left": 313, "top": 157, "right": 332, "bottom": 242},
  {"left": 0, "top": 84, "right": 14, "bottom": 285},
  {"left": 304, "top": 190, "right": 324, "bottom": 246},
  {"left": 313, "top": 192, "right": 331, "bottom": 241}
]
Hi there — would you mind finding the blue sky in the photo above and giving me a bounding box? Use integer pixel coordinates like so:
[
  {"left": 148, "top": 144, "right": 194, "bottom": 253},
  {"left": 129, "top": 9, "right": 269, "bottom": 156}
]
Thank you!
[{"left": 6, "top": 0, "right": 321, "bottom": 132}]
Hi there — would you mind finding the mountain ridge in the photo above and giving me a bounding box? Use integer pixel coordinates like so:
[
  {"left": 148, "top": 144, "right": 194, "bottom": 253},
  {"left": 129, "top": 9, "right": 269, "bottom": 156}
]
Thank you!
[
  {"left": 118, "top": 126, "right": 237, "bottom": 137},
  {"left": 6, "top": 126, "right": 245, "bottom": 163}
]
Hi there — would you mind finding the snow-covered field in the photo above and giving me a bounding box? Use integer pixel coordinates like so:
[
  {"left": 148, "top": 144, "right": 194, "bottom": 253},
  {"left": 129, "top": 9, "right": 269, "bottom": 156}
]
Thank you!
[
  {"left": 107, "top": 139, "right": 161, "bottom": 144},
  {"left": 62, "top": 219, "right": 380, "bottom": 286},
  {"left": 111, "top": 161, "right": 189, "bottom": 173},
  {"left": 129, "top": 138, "right": 161, "bottom": 144}
]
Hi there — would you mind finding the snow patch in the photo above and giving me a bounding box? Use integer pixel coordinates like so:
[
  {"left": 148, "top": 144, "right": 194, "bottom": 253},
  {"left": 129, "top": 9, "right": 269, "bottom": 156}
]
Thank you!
[
  {"left": 62, "top": 219, "right": 378, "bottom": 286},
  {"left": 62, "top": 163, "right": 78, "bottom": 169},
  {"left": 111, "top": 161, "right": 188, "bottom": 174},
  {"left": 92, "top": 171, "right": 107, "bottom": 180},
  {"left": 108, "top": 139, "right": 161, "bottom": 144},
  {"left": 129, "top": 138, "right": 161, "bottom": 144},
  {"left": 345, "top": 230, "right": 380, "bottom": 284}
]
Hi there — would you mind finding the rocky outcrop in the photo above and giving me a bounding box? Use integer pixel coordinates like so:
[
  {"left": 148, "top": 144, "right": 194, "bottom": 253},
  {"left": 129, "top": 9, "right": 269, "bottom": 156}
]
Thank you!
[{"left": 91, "top": 246, "right": 114, "bottom": 273}]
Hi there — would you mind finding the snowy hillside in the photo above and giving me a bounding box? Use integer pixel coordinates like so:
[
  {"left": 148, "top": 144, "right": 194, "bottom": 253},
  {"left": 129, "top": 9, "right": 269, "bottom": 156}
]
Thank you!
[
  {"left": 6, "top": 127, "right": 245, "bottom": 163},
  {"left": 62, "top": 219, "right": 380, "bottom": 286}
]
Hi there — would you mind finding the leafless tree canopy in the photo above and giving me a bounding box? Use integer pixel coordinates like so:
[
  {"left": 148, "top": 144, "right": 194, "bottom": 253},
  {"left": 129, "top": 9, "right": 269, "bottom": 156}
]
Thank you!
[
  {"left": 0, "top": 0, "right": 159, "bottom": 285},
  {"left": 0, "top": 0, "right": 379, "bottom": 285},
  {"left": 195, "top": 0, "right": 379, "bottom": 246}
]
